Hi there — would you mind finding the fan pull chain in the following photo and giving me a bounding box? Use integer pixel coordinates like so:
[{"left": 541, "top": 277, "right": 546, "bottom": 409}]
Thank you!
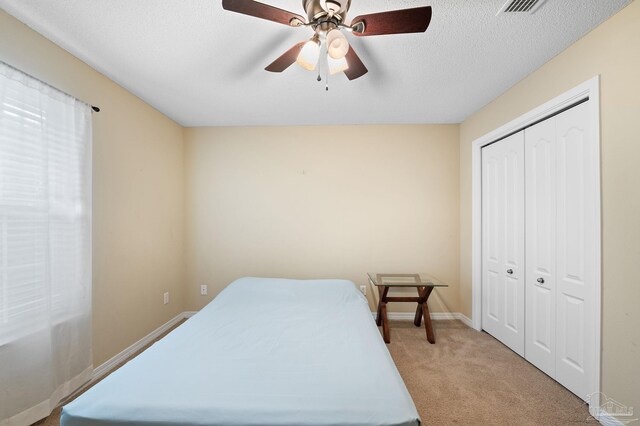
[{"left": 326, "top": 69, "right": 329, "bottom": 91}]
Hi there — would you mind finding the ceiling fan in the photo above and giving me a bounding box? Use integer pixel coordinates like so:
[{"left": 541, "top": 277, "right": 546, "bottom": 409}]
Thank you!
[{"left": 222, "top": 0, "right": 432, "bottom": 81}]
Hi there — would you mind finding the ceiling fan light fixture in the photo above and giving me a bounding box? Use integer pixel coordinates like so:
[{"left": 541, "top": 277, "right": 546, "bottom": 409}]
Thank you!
[
  {"left": 296, "top": 38, "right": 321, "bottom": 71},
  {"left": 326, "top": 29, "right": 349, "bottom": 59},
  {"left": 328, "top": 55, "right": 349, "bottom": 75}
]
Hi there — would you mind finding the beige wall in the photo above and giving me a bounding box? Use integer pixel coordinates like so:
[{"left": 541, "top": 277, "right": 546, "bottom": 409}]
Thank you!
[
  {"left": 0, "top": 10, "right": 186, "bottom": 366},
  {"left": 185, "top": 125, "right": 460, "bottom": 314},
  {"left": 459, "top": 0, "right": 640, "bottom": 413}
]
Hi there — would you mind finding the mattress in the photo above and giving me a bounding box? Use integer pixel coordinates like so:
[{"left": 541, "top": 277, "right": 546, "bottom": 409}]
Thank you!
[{"left": 61, "top": 277, "right": 421, "bottom": 426}]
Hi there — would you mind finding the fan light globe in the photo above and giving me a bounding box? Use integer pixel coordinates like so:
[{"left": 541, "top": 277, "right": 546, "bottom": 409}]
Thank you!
[
  {"left": 328, "top": 55, "right": 349, "bottom": 75},
  {"left": 326, "top": 29, "right": 349, "bottom": 59},
  {"left": 296, "top": 39, "right": 321, "bottom": 71}
]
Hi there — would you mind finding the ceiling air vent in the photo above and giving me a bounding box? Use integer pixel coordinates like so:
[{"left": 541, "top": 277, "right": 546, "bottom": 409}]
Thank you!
[{"left": 496, "top": 0, "right": 544, "bottom": 16}]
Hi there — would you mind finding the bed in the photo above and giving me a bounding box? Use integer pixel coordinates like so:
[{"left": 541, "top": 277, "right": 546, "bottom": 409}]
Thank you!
[{"left": 61, "top": 277, "right": 421, "bottom": 426}]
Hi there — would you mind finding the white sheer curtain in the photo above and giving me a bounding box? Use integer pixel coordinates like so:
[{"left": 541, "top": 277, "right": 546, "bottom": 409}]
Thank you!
[{"left": 0, "top": 62, "right": 92, "bottom": 426}]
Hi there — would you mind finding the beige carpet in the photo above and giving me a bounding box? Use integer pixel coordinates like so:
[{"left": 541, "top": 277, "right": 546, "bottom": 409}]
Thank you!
[
  {"left": 33, "top": 319, "right": 595, "bottom": 425},
  {"left": 387, "top": 320, "right": 595, "bottom": 425}
]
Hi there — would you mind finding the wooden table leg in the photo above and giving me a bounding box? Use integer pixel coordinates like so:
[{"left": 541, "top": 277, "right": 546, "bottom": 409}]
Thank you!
[
  {"left": 414, "top": 304, "right": 423, "bottom": 327},
  {"left": 376, "top": 286, "right": 384, "bottom": 326},
  {"left": 421, "top": 287, "right": 435, "bottom": 344},
  {"left": 381, "top": 301, "right": 390, "bottom": 344},
  {"left": 378, "top": 286, "right": 390, "bottom": 343},
  {"left": 414, "top": 286, "right": 425, "bottom": 327}
]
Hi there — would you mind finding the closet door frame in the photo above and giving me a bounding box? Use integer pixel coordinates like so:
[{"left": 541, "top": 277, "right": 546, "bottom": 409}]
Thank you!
[{"left": 470, "top": 76, "right": 601, "bottom": 413}]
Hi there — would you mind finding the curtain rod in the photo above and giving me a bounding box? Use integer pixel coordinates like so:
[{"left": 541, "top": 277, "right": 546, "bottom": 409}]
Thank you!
[{"left": 1, "top": 60, "right": 100, "bottom": 113}]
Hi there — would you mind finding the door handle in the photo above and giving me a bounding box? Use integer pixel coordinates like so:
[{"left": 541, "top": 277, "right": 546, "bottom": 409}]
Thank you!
[
  {"left": 507, "top": 269, "right": 513, "bottom": 275},
  {"left": 536, "top": 277, "right": 545, "bottom": 285}
]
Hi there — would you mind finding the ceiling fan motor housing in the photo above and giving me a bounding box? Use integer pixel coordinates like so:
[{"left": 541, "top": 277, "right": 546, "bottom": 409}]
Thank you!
[{"left": 304, "top": 0, "right": 350, "bottom": 24}]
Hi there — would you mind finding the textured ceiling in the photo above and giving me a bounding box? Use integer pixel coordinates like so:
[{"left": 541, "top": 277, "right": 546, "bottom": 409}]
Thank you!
[{"left": 0, "top": 0, "right": 631, "bottom": 126}]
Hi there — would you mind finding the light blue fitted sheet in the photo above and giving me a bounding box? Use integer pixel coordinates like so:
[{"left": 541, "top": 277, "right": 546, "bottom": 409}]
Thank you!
[{"left": 61, "top": 278, "right": 421, "bottom": 426}]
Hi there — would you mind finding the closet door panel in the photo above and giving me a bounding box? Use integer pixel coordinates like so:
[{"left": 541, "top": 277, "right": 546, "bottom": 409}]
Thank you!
[
  {"left": 525, "top": 118, "right": 557, "bottom": 378},
  {"left": 483, "top": 151, "right": 504, "bottom": 328},
  {"left": 555, "top": 101, "right": 595, "bottom": 400},
  {"left": 504, "top": 147, "right": 524, "bottom": 336},
  {"left": 482, "top": 132, "right": 525, "bottom": 356}
]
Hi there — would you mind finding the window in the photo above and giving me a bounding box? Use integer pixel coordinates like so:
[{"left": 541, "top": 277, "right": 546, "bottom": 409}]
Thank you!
[{"left": 0, "top": 61, "right": 92, "bottom": 344}]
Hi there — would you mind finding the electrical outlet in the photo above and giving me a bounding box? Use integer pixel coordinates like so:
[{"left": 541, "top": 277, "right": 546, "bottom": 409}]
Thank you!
[
  {"left": 200, "top": 285, "right": 208, "bottom": 296},
  {"left": 360, "top": 285, "right": 367, "bottom": 296},
  {"left": 163, "top": 292, "right": 169, "bottom": 305}
]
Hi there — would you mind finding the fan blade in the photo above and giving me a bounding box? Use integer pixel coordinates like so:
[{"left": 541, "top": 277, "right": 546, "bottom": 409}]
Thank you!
[
  {"left": 222, "top": 0, "right": 306, "bottom": 27},
  {"left": 344, "top": 46, "right": 368, "bottom": 80},
  {"left": 350, "top": 6, "right": 432, "bottom": 36},
  {"left": 265, "top": 42, "right": 306, "bottom": 72}
]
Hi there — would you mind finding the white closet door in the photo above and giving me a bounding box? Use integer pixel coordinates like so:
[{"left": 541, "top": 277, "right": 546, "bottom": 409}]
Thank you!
[
  {"left": 482, "top": 132, "right": 525, "bottom": 356},
  {"left": 525, "top": 101, "right": 595, "bottom": 400},
  {"left": 554, "top": 101, "right": 595, "bottom": 399},
  {"left": 525, "top": 118, "right": 557, "bottom": 378}
]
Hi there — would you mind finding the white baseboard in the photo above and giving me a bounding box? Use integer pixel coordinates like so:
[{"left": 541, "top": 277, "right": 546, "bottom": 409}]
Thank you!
[
  {"left": 372, "top": 311, "right": 473, "bottom": 327},
  {"left": 59, "top": 311, "right": 192, "bottom": 407},
  {"left": 92, "top": 312, "right": 187, "bottom": 380},
  {"left": 457, "top": 313, "right": 473, "bottom": 328},
  {"left": 594, "top": 410, "right": 628, "bottom": 426}
]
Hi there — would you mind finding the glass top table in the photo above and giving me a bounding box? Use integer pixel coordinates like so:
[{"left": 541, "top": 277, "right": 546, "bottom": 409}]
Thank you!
[
  {"left": 367, "top": 273, "right": 448, "bottom": 344},
  {"left": 367, "top": 272, "right": 448, "bottom": 288}
]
